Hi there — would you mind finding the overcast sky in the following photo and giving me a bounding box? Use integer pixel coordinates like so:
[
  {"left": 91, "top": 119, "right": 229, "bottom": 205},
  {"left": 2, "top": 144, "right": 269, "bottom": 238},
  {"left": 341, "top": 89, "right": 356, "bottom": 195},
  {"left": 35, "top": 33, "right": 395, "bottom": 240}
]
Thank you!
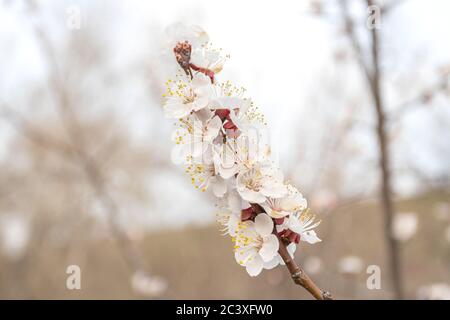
[{"left": 1, "top": 0, "right": 449, "bottom": 228}]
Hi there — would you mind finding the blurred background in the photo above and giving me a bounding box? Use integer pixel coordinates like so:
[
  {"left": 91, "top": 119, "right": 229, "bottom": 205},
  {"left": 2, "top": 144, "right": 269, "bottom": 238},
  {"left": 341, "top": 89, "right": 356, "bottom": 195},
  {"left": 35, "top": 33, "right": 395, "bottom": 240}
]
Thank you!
[{"left": 0, "top": 0, "right": 449, "bottom": 299}]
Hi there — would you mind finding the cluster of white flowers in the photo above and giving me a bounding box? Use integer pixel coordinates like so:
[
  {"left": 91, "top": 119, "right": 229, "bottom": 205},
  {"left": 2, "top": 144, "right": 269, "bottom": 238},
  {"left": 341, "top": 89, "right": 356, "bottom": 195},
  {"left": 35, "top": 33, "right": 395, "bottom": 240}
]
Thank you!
[{"left": 162, "top": 23, "right": 321, "bottom": 277}]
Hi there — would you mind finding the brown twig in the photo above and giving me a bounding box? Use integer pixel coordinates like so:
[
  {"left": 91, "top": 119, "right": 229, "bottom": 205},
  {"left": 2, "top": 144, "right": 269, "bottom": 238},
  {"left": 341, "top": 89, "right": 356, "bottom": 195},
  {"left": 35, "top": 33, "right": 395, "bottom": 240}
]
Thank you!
[{"left": 277, "top": 234, "right": 334, "bottom": 300}]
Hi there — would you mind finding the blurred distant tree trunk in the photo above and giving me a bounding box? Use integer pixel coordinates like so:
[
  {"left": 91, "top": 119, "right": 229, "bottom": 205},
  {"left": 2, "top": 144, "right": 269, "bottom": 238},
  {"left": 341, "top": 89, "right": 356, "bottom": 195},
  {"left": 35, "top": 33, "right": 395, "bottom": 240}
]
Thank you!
[
  {"left": 340, "top": 0, "right": 404, "bottom": 299},
  {"left": 366, "top": 0, "right": 403, "bottom": 299}
]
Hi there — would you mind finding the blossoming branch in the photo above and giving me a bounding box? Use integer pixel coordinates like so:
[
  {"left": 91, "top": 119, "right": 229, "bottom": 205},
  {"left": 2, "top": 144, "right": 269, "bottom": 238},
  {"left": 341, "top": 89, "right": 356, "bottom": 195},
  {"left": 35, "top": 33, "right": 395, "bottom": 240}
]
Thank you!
[{"left": 161, "top": 23, "right": 333, "bottom": 300}]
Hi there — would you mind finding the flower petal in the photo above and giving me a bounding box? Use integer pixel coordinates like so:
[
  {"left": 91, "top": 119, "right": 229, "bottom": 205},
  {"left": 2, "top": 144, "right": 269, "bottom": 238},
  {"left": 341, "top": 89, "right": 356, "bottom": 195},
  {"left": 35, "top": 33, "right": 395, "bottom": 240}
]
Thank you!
[
  {"left": 234, "top": 246, "right": 257, "bottom": 266},
  {"left": 245, "top": 255, "right": 264, "bottom": 277},
  {"left": 237, "top": 187, "right": 266, "bottom": 204},
  {"left": 259, "top": 234, "right": 279, "bottom": 262},
  {"left": 204, "top": 116, "right": 222, "bottom": 142},
  {"left": 261, "top": 203, "right": 289, "bottom": 219},
  {"left": 260, "top": 181, "right": 287, "bottom": 199},
  {"left": 255, "top": 213, "right": 274, "bottom": 237},
  {"left": 212, "top": 177, "right": 227, "bottom": 198},
  {"left": 287, "top": 214, "right": 302, "bottom": 234},
  {"left": 263, "top": 255, "right": 280, "bottom": 270},
  {"left": 227, "top": 214, "right": 240, "bottom": 237},
  {"left": 163, "top": 97, "right": 193, "bottom": 118},
  {"left": 301, "top": 230, "right": 322, "bottom": 244},
  {"left": 280, "top": 194, "right": 307, "bottom": 212},
  {"left": 287, "top": 243, "right": 297, "bottom": 257}
]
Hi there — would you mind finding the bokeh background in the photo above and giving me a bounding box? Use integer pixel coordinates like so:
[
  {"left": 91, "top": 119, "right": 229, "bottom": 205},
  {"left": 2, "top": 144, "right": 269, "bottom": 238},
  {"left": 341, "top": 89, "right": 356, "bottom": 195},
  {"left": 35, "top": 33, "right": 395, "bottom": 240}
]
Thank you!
[{"left": 0, "top": 0, "right": 449, "bottom": 299}]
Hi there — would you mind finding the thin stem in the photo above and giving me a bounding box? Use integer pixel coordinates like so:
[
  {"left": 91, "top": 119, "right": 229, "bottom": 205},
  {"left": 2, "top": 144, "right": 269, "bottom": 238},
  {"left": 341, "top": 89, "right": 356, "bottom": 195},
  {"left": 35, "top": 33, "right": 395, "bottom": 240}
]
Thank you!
[{"left": 277, "top": 234, "right": 334, "bottom": 300}]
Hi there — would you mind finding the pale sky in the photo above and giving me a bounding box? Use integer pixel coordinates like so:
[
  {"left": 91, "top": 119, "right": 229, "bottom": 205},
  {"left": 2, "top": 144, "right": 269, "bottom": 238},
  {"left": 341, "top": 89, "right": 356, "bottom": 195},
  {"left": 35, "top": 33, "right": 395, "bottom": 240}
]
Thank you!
[{"left": 1, "top": 0, "right": 449, "bottom": 228}]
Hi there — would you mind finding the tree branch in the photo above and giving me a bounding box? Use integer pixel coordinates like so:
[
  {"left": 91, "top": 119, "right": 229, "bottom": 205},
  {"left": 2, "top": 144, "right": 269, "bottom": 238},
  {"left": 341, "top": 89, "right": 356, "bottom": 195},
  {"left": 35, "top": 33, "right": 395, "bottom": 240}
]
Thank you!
[
  {"left": 277, "top": 234, "right": 334, "bottom": 300},
  {"left": 340, "top": 0, "right": 373, "bottom": 87}
]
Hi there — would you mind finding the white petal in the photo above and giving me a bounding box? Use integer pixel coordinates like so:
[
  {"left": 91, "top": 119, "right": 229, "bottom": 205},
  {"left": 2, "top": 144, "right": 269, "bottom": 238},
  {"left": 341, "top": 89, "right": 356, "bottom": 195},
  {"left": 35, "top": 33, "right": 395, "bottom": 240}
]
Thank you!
[
  {"left": 227, "top": 214, "right": 240, "bottom": 237},
  {"left": 201, "top": 146, "right": 214, "bottom": 164},
  {"left": 263, "top": 256, "right": 280, "bottom": 270},
  {"left": 219, "top": 165, "right": 238, "bottom": 179},
  {"left": 189, "top": 26, "right": 209, "bottom": 46},
  {"left": 278, "top": 243, "right": 296, "bottom": 266},
  {"left": 204, "top": 116, "right": 222, "bottom": 142},
  {"left": 259, "top": 234, "right": 279, "bottom": 262},
  {"left": 261, "top": 204, "right": 289, "bottom": 219},
  {"left": 280, "top": 194, "right": 307, "bottom": 212},
  {"left": 164, "top": 100, "right": 192, "bottom": 119},
  {"left": 212, "top": 177, "right": 227, "bottom": 198},
  {"left": 260, "top": 181, "right": 287, "bottom": 199},
  {"left": 245, "top": 255, "right": 264, "bottom": 277},
  {"left": 165, "top": 23, "right": 209, "bottom": 48},
  {"left": 234, "top": 247, "right": 257, "bottom": 266},
  {"left": 192, "top": 96, "right": 209, "bottom": 112},
  {"left": 237, "top": 187, "right": 266, "bottom": 204},
  {"left": 301, "top": 230, "right": 322, "bottom": 244},
  {"left": 287, "top": 243, "right": 297, "bottom": 257},
  {"left": 287, "top": 214, "right": 302, "bottom": 234},
  {"left": 195, "top": 108, "right": 214, "bottom": 122},
  {"left": 192, "top": 73, "right": 212, "bottom": 87},
  {"left": 276, "top": 223, "right": 288, "bottom": 234},
  {"left": 226, "top": 191, "right": 242, "bottom": 213},
  {"left": 255, "top": 213, "right": 274, "bottom": 237},
  {"left": 191, "top": 141, "right": 204, "bottom": 158},
  {"left": 229, "top": 107, "right": 244, "bottom": 130}
]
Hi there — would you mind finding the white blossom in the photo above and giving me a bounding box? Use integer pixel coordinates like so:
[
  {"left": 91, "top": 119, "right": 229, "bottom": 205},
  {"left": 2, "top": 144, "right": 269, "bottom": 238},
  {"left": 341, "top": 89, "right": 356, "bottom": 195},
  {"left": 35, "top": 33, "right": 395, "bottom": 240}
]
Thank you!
[
  {"left": 216, "top": 190, "right": 250, "bottom": 236},
  {"left": 261, "top": 185, "right": 307, "bottom": 219},
  {"left": 236, "top": 164, "right": 287, "bottom": 204},
  {"left": 287, "top": 210, "right": 321, "bottom": 244},
  {"left": 228, "top": 133, "right": 268, "bottom": 171},
  {"left": 216, "top": 208, "right": 241, "bottom": 236},
  {"left": 171, "top": 112, "right": 222, "bottom": 164},
  {"left": 163, "top": 74, "right": 213, "bottom": 119},
  {"left": 233, "top": 213, "right": 279, "bottom": 276},
  {"left": 190, "top": 45, "right": 227, "bottom": 75},
  {"left": 212, "top": 142, "right": 239, "bottom": 179},
  {"left": 185, "top": 160, "right": 227, "bottom": 196}
]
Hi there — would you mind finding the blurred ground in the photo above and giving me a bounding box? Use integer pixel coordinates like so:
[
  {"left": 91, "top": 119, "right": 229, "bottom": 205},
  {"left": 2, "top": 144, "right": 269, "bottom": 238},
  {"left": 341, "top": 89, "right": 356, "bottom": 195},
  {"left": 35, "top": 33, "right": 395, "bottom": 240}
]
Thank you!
[{"left": 1, "top": 189, "right": 448, "bottom": 299}]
